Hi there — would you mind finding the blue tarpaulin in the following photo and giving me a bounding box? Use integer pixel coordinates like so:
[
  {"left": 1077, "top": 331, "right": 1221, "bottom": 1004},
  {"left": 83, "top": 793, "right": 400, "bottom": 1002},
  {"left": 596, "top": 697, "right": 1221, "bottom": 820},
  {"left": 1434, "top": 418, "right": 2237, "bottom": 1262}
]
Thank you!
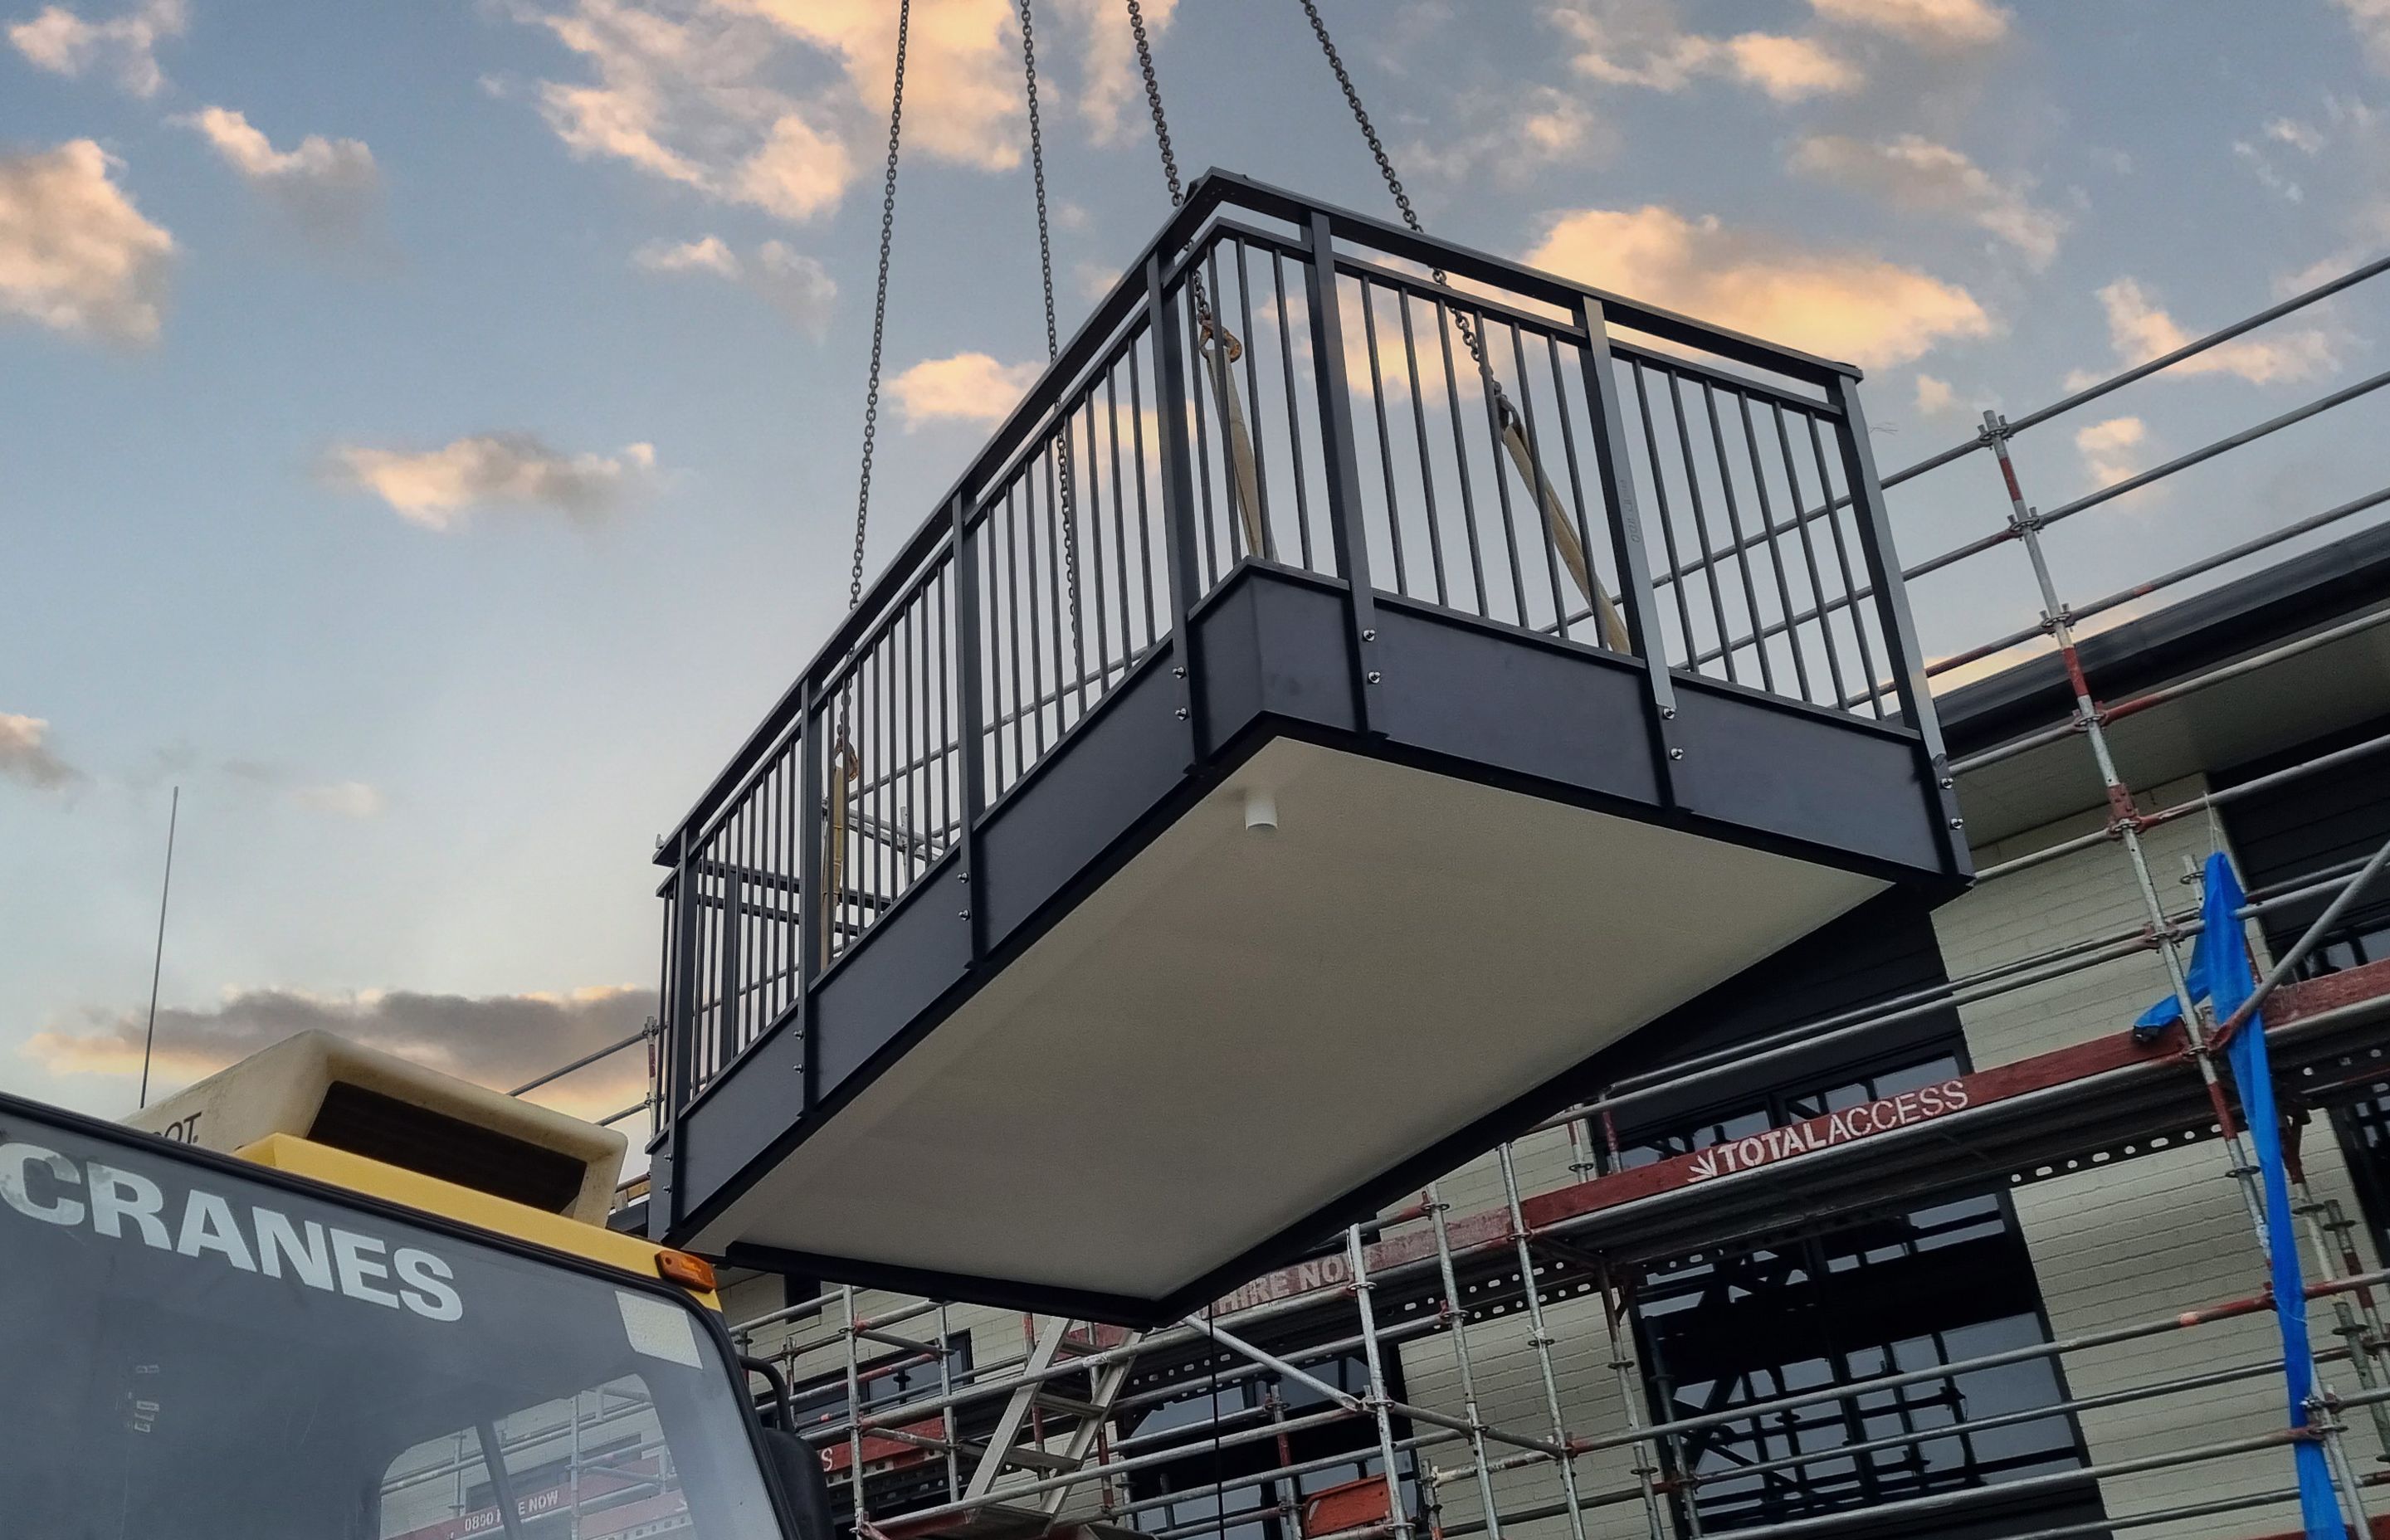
[{"left": 2136, "top": 851, "right": 2347, "bottom": 1539}]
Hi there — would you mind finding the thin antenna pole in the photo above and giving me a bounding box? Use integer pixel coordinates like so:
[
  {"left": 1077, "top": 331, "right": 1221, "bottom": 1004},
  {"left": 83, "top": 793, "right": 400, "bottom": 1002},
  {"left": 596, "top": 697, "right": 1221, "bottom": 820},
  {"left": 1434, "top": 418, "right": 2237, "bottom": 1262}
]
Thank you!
[{"left": 139, "top": 785, "right": 179, "bottom": 1110}]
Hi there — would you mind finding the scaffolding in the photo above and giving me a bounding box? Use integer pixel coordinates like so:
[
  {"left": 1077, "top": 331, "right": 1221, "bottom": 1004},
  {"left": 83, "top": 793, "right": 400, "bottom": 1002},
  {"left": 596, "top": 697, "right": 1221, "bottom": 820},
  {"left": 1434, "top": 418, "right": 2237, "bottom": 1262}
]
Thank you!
[{"left": 519, "top": 245, "right": 2390, "bottom": 1540}]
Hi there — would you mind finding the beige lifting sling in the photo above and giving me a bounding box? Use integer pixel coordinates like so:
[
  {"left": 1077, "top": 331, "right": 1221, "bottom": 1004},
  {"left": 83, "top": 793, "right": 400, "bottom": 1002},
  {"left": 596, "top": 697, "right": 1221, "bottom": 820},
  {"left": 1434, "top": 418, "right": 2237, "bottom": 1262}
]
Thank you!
[
  {"left": 1198, "top": 307, "right": 1630, "bottom": 655},
  {"left": 821, "top": 737, "right": 860, "bottom": 967},
  {"left": 1200, "top": 320, "right": 1268, "bottom": 561},
  {"left": 1495, "top": 396, "right": 1632, "bottom": 653}
]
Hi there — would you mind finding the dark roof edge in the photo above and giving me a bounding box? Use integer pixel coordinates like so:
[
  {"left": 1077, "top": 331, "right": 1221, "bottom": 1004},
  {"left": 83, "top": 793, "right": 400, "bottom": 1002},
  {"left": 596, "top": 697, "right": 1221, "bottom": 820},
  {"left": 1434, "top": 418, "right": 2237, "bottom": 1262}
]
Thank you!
[{"left": 1934, "top": 516, "right": 2390, "bottom": 758}]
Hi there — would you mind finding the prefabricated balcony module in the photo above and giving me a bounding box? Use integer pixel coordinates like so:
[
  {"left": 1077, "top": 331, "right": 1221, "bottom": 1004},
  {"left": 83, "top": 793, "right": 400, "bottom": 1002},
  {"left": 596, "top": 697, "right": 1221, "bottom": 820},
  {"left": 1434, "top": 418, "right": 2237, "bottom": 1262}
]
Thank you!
[{"left": 641, "top": 173, "right": 1972, "bottom": 1326}]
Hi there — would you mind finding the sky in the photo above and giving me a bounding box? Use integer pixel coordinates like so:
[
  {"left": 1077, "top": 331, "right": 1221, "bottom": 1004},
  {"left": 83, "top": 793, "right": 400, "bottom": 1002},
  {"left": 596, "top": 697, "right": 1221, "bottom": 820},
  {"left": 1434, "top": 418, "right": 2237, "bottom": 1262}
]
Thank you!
[{"left": 6, "top": 0, "right": 2390, "bottom": 1141}]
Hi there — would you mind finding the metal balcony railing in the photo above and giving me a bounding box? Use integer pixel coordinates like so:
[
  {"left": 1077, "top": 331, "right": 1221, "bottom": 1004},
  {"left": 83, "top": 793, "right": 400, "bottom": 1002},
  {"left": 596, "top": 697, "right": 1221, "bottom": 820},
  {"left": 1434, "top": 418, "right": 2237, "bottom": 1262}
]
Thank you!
[{"left": 648, "top": 171, "right": 1946, "bottom": 1144}]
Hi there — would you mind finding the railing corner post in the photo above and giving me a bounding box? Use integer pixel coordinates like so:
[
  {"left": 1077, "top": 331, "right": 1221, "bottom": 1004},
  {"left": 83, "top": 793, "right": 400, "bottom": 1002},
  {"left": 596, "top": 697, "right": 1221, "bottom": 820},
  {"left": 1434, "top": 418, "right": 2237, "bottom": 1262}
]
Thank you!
[
  {"left": 1576, "top": 295, "right": 1683, "bottom": 811},
  {"left": 797, "top": 675, "right": 825, "bottom": 1109},
  {"left": 1302, "top": 210, "right": 1382, "bottom": 738},
  {"left": 1829, "top": 374, "right": 1967, "bottom": 876},
  {"left": 952, "top": 490, "right": 989, "bottom": 965},
  {"left": 656, "top": 827, "right": 700, "bottom": 1240},
  {"left": 1148, "top": 249, "right": 1210, "bottom": 767}
]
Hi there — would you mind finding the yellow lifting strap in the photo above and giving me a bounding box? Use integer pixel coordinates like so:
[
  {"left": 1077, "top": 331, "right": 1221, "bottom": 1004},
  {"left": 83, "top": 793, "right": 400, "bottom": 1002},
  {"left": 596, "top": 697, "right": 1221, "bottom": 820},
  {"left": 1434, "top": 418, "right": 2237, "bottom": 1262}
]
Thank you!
[
  {"left": 822, "top": 738, "right": 860, "bottom": 967},
  {"left": 1200, "top": 322, "right": 1267, "bottom": 561},
  {"left": 1197, "top": 315, "right": 1628, "bottom": 655},
  {"left": 1495, "top": 397, "right": 1632, "bottom": 654}
]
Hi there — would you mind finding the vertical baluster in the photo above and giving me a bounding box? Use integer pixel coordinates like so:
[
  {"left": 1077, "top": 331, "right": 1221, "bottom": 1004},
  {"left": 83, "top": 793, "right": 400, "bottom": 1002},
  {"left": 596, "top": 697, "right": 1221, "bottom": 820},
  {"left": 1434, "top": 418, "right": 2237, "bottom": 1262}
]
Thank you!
[
  {"left": 1358, "top": 278, "right": 1407, "bottom": 595},
  {"left": 1271, "top": 252, "right": 1314, "bottom": 569},
  {"left": 1806, "top": 412, "right": 1881, "bottom": 716},
  {"left": 1544, "top": 334, "right": 1599, "bottom": 646},
  {"left": 1397, "top": 292, "right": 1448, "bottom": 607},
  {"left": 1631, "top": 363, "right": 1697, "bottom": 665},
  {"left": 1188, "top": 269, "right": 1221, "bottom": 582},
  {"left": 1129, "top": 335, "right": 1158, "bottom": 643},
  {"left": 1773, "top": 401, "right": 1849, "bottom": 711},
  {"left": 1044, "top": 446, "right": 1068, "bottom": 732},
  {"left": 1004, "top": 483, "right": 1026, "bottom": 777},
  {"left": 719, "top": 810, "right": 740, "bottom": 1066},
  {"left": 1106, "top": 368, "right": 1134, "bottom": 660},
  {"left": 1700, "top": 382, "right": 1778, "bottom": 694},
  {"left": 1472, "top": 307, "right": 1530, "bottom": 627},
  {"left": 1025, "top": 459, "right": 1048, "bottom": 758},
  {"left": 1506, "top": 320, "right": 1569, "bottom": 636},
  {"left": 1435, "top": 297, "right": 1487, "bottom": 616},
  {"left": 905, "top": 592, "right": 922, "bottom": 888},
  {"left": 1082, "top": 402, "right": 1111, "bottom": 700},
  {"left": 1233, "top": 239, "right": 1275, "bottom": 548},
  {"left": 1666, "top": 370, "right": 1739, "bottom": 685},
  {"left": 1738, "top": 392, "right": 1812, "bottom": 702}
]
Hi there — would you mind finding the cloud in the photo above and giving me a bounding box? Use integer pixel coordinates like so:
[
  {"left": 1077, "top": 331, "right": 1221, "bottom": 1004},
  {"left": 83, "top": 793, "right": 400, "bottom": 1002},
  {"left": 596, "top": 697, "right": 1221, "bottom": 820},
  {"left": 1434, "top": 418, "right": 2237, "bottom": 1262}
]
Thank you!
[
  {"left": 633, "top": 233, "right": 836, "bottom": 335},
  {"left": 2339, "top": 0, "right": 2390, "bottom": 74},
  {"left": 1052, "top": 0, "right": 1173, "bottom": 143},
  {"left": 7, "top": 0, "right": 183, "bottom": 96},
  {"left": 1788, "top": 134, "right": 2064, "bottom": 267},
  {"left": 2074, "top": 416, "right": 2145, "bottom": 486},
  {"left": 1405, "top": 86, "right": 1611, "bottom": 183},
  {"left": 1552, "top": 3, "right": 1860, "bottom": 101},
  {"left": 1526, "top": 205, "right": 1992, "bottom": 368},
  {"left": 890, "top": 351, "right": 1043, "bottom": 428},
  {"left": 2266, "top": 116, "right": 2327, "bottom": 155},
  {"left": 634, "top": 233, "right": 739, "bottom": 275},
  {"left": 2068, "top": 277, "right": 2337, "bottom": 387},
  {"left": 0, "top": 139, "right": 173, "bottom": 344},
  {"left": 1914, "top": 374, "right": 1954, "bottom": 414},
  {"left": 1807, "top": 0, "right": 2008, "bottom": 50},
  {"left": 524, "top": 0, "right": 857, "bottom": 222},
  {"left": 181, "top": 106, "right": 382, "bottom": 245},
  {"left": 328, "top": 433, "right": 659, "bottom": 529},
  {"left": 730, "top": 0, "right": 1022, "bottom": 172},
  {"left": 294, "top": 780, "right": 386, "bottom": 818},
  {"left": 2233, "top": 139, "right": 2305, "bottom": 203},
  {"left": 23, "top": 985, "right": 655, "bottom": 1118},
  {"left": 732, "top": 108, "right": 853, "bottom": 220},
  {"left": 0, "top": 713, "right": 83, "bottom": 790},
  {"left": 1722, "top": 32, "right": 1861, "bottom": 100}
]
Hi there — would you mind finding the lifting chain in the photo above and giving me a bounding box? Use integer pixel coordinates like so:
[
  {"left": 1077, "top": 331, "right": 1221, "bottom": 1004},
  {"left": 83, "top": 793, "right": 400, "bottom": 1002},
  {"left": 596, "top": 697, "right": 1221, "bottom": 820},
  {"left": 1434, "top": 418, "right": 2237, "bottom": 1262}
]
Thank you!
[
  {"left": 1019, "top": 0, "right": 1083, "bottom": 660},
  {"left": 848, "top": 0, "right": 911, "bottom": 612},
  {"left": 1124, "top": 0, "right": 1217, "bottom": 334},
  {"left": 1291, "top": 0, "right": 1509, "bottom": 418}
]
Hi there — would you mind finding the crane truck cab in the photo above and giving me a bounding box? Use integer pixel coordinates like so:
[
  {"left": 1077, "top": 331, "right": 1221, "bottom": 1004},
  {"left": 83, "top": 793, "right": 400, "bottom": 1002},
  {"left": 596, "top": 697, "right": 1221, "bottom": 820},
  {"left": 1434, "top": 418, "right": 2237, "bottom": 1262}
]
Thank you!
[{"left": 0, "top": 1031, "right": 834, "bottom": 1540}]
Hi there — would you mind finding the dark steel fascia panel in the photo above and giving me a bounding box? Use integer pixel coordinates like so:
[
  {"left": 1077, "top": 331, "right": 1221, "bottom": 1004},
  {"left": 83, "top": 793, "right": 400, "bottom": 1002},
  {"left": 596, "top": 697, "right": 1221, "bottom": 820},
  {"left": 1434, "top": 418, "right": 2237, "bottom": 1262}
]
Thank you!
[
  {"left": 1199, "top": 568, "right": 1364, "bottom": 741},
  {"left": 811, "top": 863, "right": 973, "bottom": 1096},
  {"left": 676, "top": 1010, "right": 806, "bottom": 1215},
  {"left": 1671, "top": 683, "right": 1954, "bottom": 876},
  {"left": 1368, "top": 597, "right": 1661, "bottom": 807},
  {"left": 978, "top": 659, "right": 1202, "bottom": 944}
]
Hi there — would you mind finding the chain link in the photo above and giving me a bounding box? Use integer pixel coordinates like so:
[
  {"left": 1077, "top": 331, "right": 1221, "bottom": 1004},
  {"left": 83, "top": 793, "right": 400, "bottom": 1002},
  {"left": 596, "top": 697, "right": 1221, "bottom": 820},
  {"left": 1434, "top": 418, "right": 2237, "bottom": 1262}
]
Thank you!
[
  {"left": 1124, "top": 0, "right": 1217, "bottom": 333},
  {"left": 1292, "top": 0, "right": 1503, "bottom": 404},
  {"left": 1019, "top": 0, "right": 1082, "bottom": 658},
  {"left": 849, "top": 0, "right": 911, "bottom": 612},
  {"left": 1124, "top": 0, "right": 1182, "bottom": 207}
]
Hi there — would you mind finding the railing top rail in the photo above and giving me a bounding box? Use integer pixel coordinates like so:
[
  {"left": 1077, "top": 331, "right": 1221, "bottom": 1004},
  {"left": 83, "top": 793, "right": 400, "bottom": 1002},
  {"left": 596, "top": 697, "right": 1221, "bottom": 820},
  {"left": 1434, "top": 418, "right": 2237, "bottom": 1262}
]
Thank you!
[{"left": 657, "top": 169, "right": 1871, "bottom": 858}]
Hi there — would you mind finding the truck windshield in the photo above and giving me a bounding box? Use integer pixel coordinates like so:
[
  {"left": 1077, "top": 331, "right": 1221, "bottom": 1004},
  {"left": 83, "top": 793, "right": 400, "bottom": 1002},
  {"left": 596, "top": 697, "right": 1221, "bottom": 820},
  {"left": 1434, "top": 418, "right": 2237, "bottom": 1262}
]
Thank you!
[{"left": 0, "top": 1105, "right": 782, "bottom": 1540}]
